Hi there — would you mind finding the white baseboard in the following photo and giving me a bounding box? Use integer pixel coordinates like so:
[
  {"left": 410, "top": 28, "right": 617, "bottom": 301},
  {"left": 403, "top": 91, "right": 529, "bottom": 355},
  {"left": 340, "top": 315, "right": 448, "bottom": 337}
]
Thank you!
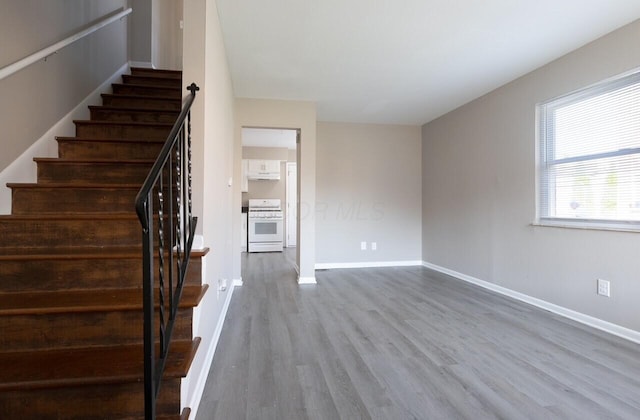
[
  {"left": 129, "top": 60, "right": 154, "bottom": 69},
  {"left": 233, "top": 278, "right": 243, "bottom": 287},
  {"left": 186, "top": 280, "right": 236, "bottom": 419},
  {"left": 0, "top": 62, "right": 129, "bottom": 215},
  {"left": 298, "top": 276, "right": 317, "bottom": 284},
  {"left": 422, "top": 260, "right": 640, "bottom": 345},
  {"left": 315, "top": 260, "right": 423, "bottom": 270}
]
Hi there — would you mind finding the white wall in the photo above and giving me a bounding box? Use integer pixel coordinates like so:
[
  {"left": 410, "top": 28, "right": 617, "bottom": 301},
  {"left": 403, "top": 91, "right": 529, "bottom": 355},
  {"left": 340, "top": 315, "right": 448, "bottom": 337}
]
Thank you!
[
  {"left": 0, "top": 0, "right": 128, "bottom": 172},
  {"left": 422, "top": 19, "right": 640, "bottom": 332},
  {"left": 316, "top": 122, "right": 422, "bottom": 266},
  {"left": 234, "top": 99, "right": 317, "bottom": 283},
  {"left": 180, "top": 0, "right": 236, "bottom": 415}
]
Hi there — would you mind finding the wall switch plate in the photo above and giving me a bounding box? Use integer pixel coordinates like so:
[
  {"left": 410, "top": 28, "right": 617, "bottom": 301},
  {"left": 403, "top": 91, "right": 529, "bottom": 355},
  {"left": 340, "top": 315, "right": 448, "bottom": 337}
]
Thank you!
[
  {"left": 597, "top": 279, "right": 610, "bottom": 297},
  {"left": 360, "top": 241, "right": 367, "bottom": 250},
  {"left": 371, "top": 242, "right": 377, "bottom": 250}
]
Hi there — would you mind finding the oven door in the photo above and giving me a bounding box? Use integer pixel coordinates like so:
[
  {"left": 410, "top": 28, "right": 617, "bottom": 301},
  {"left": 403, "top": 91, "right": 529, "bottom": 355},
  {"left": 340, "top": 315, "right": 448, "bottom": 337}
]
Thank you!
[{"left": 248, "top": 218, "right": 283, "bottom": 243}]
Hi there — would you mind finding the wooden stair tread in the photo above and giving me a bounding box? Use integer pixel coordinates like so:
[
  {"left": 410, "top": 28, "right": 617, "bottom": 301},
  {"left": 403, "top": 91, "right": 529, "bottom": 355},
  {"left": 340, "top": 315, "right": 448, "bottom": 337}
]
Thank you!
[
  {"left": 130, "top": 67, "right": 182, "bottom": 77},
  {"left": 88, "top": 105, "right": 180, "bottom": 114},
  {"left": 56, "top": 136, "right": 165, "bottom": 143},
  {"left": 101, "top": 93, "right": 182, "bottom": 101},
  {"left": 112, "top": 83, "right": 181, "bottom": 92},
  {"left": 33, "top": 157, "right": 156, "bottom": 164},
  {"left": 0, "top": 285, "right": 208, "bottom": 315},
  {"left": 0, "top": 246, "right": 209, "bottom": 260},
  {"left": 7, "top": 183, "right": 142, "bottom": 189},
  {"left": 0, "top": 212, "right": 141, "bottom": 221},
  {"left": 0, "top": 338, "right": 200, "bottom": 391},
  {"left": 73, "top": 119, "right": 174, "bottom": 127}
]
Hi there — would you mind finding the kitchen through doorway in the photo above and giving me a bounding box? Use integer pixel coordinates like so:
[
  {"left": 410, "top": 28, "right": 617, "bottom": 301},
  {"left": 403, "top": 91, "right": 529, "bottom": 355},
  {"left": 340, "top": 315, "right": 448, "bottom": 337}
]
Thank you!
[{"left": 240, "top": 127, "right": 299, "bottom": 274}]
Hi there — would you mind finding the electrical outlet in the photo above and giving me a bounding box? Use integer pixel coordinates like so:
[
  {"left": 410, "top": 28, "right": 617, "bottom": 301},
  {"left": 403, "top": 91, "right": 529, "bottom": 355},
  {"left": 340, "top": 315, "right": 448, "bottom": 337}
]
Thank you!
[
  {"left": 597, "top": 279, "right": 610, "bottom": 297},
  {"left": 218, "top": 278, "right": 227, "bottom": 292},
  {"left": 360, "top": 241, "right": 367, "bottom": 250},
  {"left": 371, "top": 242, "right": 377, "bottom": 251}
]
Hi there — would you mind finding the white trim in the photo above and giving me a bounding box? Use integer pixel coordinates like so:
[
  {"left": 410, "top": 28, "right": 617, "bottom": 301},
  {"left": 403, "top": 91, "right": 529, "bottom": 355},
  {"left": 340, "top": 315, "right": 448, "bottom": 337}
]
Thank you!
[
  {"left": 128, "top": 60, "right": 155, "bottom": 69},
  {"left": 0, "top": 62, "right": 129, "bottom": 214},
  {"left": 298, "top": 276, "right": 317, "bottom": 284},
  {"left": 0, "top": 8, "right": 132, "bottom": 82},
  {"left": 315, "top": 260, "right": 423, "bottom": 270},
  {"left": 422, "top": 260, "right": 640, "bottom": 345},
  {"left": 233, "top": 278, "right": 243, "bottom": 287},
  {"left": 186, "top": 280, "right": 236, "bottom": 419}
]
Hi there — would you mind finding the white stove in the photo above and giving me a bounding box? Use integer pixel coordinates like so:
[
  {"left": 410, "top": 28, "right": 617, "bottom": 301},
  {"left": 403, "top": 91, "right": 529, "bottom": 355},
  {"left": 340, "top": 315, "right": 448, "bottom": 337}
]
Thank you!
[{"left": 248, "top": 199, "right": 284, "bottom": 252}]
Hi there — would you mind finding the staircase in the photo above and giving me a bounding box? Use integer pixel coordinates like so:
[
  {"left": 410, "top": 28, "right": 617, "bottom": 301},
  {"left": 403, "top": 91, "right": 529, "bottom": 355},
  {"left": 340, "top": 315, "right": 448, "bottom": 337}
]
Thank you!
[{"left": 0, "top": 68, "right": 207, "bottom": 419}]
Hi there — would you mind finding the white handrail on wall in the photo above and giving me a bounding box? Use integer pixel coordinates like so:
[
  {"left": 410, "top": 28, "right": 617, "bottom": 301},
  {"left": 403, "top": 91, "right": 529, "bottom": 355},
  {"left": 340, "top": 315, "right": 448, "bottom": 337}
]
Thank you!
[{"left": 0, "top": 7, "right": 133, "bottom": 82}]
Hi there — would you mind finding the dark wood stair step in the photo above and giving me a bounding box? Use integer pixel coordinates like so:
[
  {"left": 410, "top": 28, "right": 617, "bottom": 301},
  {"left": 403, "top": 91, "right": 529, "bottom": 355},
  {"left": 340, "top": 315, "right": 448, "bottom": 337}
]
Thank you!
[
  {"left": 35, "top": 158, "right": 155, "bottom": 184},
  {"left": 0, "top": 285, "right": 208, "bottom": 316},
  {"left": 112, "top": 83, "right": 182, "bottom": 98},
  {"left": 101, "top": 93, "right": 182, "bottom": 110},
  {"left": 0, "top": 213, "right": 151, "bottom": 248},
  {"left": 130, "top": 67, "right": 182, "bottom": 79},
  {"left": 0, "top": 341, "right": 195, "bottom": 418},
  {"left": 0, "top": 285, "right": 206, "bottom": 351},
  {"left": 0, "top": 246, "right": 208, "bottom": 293},
  {"left": 0, "top": 338, "right": 200, "bottom": 391},
  {"left": 74, "top": 120, "right": 173, "bottom": 140},
  {"left": 57, "top": 136, "right": 165, "bottom": 159},
  {"left": 89, "top": 105, "right": 179, "bottom": 123},
  {"left": 122, "top": 74, "right": 182, "bottom": 88},
  {"left": 8, "top": 183, "right": 142, "bottom": 214}
]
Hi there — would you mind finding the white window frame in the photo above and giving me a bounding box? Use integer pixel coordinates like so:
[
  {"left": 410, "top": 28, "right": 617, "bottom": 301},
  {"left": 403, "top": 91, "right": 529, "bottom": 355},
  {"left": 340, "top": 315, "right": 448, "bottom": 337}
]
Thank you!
[{"left": 536, "top": 70, "right": 640, "bottom": 232}]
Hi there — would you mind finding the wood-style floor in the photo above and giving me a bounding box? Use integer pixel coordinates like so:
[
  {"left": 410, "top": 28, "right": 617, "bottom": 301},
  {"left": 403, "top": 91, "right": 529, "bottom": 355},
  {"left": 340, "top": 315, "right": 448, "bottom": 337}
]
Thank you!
[{"left": 196, "top": 249, "right": 640, "bottom": 419}]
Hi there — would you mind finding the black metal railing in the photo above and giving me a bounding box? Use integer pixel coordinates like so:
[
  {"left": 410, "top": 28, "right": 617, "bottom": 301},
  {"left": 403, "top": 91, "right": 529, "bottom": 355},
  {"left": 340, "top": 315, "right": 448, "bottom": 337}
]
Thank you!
[{"left": 135, "top": 82, "right": 199, "bottom": 420}]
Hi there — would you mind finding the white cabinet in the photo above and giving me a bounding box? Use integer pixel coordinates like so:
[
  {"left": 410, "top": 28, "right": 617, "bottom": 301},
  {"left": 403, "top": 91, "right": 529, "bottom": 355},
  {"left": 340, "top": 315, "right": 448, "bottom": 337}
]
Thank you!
[
  {"left": 246, "top": 159, "right": 281, "bottom": 180},
  {"left": 241, "top": 159, "right": 249, "bottom": 192}
]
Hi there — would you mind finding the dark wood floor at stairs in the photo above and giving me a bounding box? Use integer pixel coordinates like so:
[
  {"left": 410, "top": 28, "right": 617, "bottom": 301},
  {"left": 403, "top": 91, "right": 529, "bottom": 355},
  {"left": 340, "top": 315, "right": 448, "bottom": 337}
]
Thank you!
[{"left": 0, "top": 67, "right": 205, "bottom": 419}]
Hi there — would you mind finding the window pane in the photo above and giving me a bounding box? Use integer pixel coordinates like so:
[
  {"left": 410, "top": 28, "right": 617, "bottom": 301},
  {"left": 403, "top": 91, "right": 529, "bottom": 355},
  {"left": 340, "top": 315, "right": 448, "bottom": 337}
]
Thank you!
[
  {"left": 553, "top": 83, "right": 640, "bottom": 160},
  {"left": 549, "top": 154, "right": 640, "bottom": 221},
  {"left": 539, "top": 71, "right": 640, "bottom": 228}
]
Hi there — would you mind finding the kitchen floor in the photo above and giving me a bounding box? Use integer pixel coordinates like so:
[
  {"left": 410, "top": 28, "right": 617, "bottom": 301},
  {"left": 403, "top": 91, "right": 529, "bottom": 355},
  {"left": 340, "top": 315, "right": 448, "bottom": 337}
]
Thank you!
[{"left": 195, "top": 251, "right": 640, "bottom": 419}]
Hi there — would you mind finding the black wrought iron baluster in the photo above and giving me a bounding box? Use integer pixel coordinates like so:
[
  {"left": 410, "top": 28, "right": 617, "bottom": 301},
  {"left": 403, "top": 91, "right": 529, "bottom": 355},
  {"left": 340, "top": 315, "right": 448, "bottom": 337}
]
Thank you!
[
  {"left": 157, "top": 174, "right": 166, "bottom": 355},
  {"left": 168, "top": 148, "right": 174, "bottom": 315},
  {"left": 187, "top": 107, "right": 193, "bottom": 245}
]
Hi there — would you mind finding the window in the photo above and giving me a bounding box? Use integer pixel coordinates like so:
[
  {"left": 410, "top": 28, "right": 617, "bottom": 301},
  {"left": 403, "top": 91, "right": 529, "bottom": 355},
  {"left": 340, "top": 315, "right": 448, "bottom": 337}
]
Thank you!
[{"left": 538, "top": 70, "right": 640, "bottom": 230}]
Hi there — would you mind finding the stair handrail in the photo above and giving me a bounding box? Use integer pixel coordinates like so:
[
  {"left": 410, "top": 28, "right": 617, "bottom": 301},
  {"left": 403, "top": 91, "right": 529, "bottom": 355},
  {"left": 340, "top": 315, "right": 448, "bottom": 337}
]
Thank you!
[
  {"left": 0, "top": 8, "right": 132, "bottom": 82},
  {"left": 135, "top": 82, "right": 200, "bottom": 420}
]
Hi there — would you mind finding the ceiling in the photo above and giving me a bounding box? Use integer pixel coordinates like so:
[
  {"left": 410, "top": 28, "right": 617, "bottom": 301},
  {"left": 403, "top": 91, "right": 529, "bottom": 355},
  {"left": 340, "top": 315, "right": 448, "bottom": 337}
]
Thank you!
[{"left": 216, "top": 0, "right": 640, "bottom": 126}]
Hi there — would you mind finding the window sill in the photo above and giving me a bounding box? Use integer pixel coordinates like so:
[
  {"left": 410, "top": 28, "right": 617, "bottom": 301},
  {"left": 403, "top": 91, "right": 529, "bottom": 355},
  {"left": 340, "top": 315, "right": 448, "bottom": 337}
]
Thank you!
[{"left": 531, "top": 219, "right": 640, "bottom": 233}]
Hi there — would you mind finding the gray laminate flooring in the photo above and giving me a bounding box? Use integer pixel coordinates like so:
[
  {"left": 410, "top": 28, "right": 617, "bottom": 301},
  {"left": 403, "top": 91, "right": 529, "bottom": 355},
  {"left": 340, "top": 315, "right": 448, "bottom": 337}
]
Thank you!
[{"left": 196, "top": 249, "right": 640, "bottom": 419}]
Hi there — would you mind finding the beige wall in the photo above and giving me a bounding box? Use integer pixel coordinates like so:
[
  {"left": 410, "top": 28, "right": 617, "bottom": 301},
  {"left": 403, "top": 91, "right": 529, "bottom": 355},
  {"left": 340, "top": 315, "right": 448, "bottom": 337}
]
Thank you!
[
  {"left": 422, "top": 19, "right": 640, "bottom": 331},
  {"left": 151, "top": 0, "right": 183, "bottom": 69},
  {"left": 128, "top": 0, "right": 152, "bottom": 64},
  {"left": 234, "top": 99, "right": 317, "bottom": 282},
  {"left": 0, "top": 0, "right": 128, "bottom": 172},
  {"left": 181, "top": 0, "right": 237, "bottom": 412},
  {"left": 316, "top": 122, "right": 422, "bottom": 264}
]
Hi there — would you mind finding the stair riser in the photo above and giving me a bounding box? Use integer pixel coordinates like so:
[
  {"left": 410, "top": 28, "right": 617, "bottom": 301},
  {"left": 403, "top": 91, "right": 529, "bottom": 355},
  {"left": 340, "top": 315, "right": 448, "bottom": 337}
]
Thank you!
[
  {"left": 131, "top": 67, "right": 182, "bottom": 80},
  {"left": 0, "top": 309, "right": 193, "bottom": 352},
  {"left": 11, "top": 187, "right": 140, "bottom": 214},
  {"left": 112, "top": 84, "right": 181, "bottom": 98},
  {"left": 0, "top": 218, "right": 150, "bottom": 248},
  {"left": 90, "top": 108, "right": 179, "bottom": 123},
  {"left": 0, "top": 257, "right": 203, "bottom": 292},
  {"left": 37, "top": 162, "right": 153, "bottom": 184},
  {"left": 102, "top": 94, "right": 181, "bottom": 111},
  {"left": 123, "top": 74, "right": 182, "bottom": 88},
  {"left": 75, "top": 122, "right": 172, "bottom": 140},
  {"left": 58, "top": 139, "right": 164, "bottom": 159},
  {"left": 0, "top": 379, "right": 181, "bottom": 418}
]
